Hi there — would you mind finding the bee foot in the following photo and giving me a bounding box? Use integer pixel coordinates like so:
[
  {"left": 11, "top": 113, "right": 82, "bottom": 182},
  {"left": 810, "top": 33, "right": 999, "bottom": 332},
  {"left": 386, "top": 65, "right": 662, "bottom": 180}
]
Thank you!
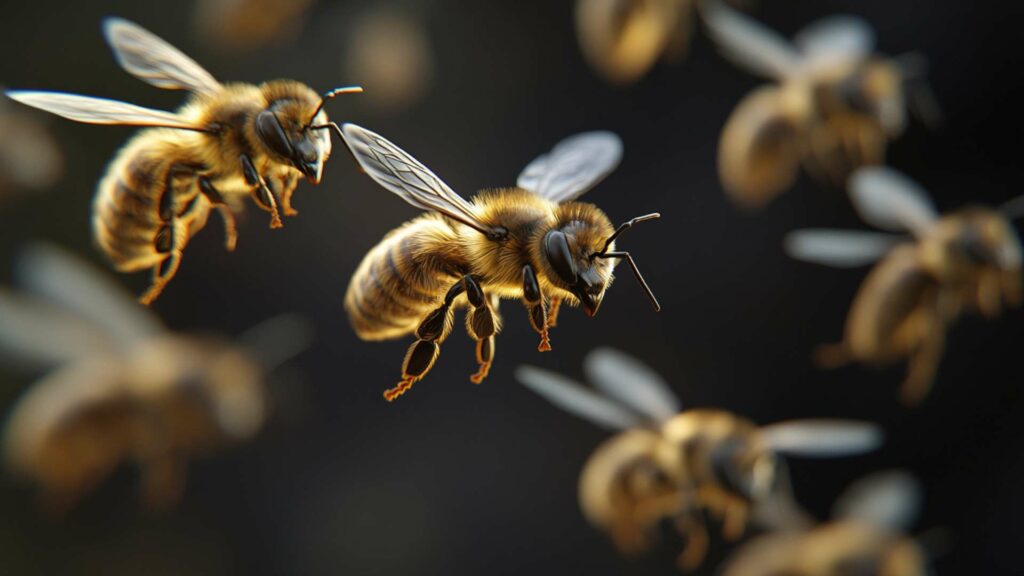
[
  {"left": 383, "top": 377, "right": 416, "bottom": 402},
  {"left": 470, "top": 362, "right": 492, "bottom": 384},
  {"left": 537, "top": 332, "right": 552, "bottom": 352}
]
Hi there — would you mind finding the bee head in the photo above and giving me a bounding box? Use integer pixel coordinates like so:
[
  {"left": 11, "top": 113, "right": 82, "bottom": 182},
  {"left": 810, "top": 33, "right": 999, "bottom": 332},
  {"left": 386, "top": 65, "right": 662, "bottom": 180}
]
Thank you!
[
  {"left": 832, "top": 59, "right": 907, "bottom": 135},
  {"left": 710, "top": 438, "right": 779, "bottom": 504},
  {"left": 930, "top": 209, "right": 1023, "bottom": 275},
  {"left": 256, "top": 83, "right": 362, "bottom": 184},
  {"left": 542, "top": 205, "right": 661, "bottom": 317}
]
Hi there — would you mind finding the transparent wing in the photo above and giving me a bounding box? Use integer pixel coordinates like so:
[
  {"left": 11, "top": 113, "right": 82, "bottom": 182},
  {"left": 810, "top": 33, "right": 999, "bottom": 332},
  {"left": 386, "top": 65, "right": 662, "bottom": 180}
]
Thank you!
[
  {"left": 795, "top": 15, "right": 875, "bottom": 66},
  {"left": 784, "top": 229, "right": 903, "bottom": 268},
  {"left": 831, "top": 470, "right": 921, "bottom": 531},
  {"left": 849, "top": 167, "right": 939, "bottom": 235},
  {"left": 701, "top": 1, "right": 802, "bottom": 79},
  {"left": 514, "top": 365, "right": 643, "bottom": 431},
  {"left": 340, "top": 123, "right": 496, "bottom": 236},
  {"left": 6, "top": 91, "right": 205, "bottom": 131},
  {"left": 582, "top": 347, "right": 680, "bottom": 424},
  {"left": 17, "top": 244, "right": 163, "bottom": 350},
  {"left": 760, "top": 419, "right": 883, "bottom": 457},
  {"left": 103, "top": 17, "right": 222, "bottom": 95},
  {"left": 0, "top": 289, "right": 115, "bottom": 369},
  {"left": 237, "top": 313, "right": 314, "bottom": 371},
  {"left": 516, "top": 131, "right": 623, "bottom": 203}
]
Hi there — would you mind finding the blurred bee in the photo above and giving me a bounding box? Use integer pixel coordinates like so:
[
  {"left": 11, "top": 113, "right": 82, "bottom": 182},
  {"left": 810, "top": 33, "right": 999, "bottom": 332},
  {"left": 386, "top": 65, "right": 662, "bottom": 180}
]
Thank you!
[
  {"left": 0, "top": 245, "right": 310, "bottom": 512},
  {"left": 703, "top": 2, "right": 935, "bottom": 209},
  {"left": 0, "top": 93, "right": 64, "bottom": 200},
  {"left": 340, "top": 125, "right": 661, "bottom": 402},
  {"left": 516, "top": 347, "right": 882, "bottom": 569},
  {"left": 192, "top": 0, "right": 315, "bottom": 53},
  {"left": 722, "top": 471, "right": 929, "bottom": 576},
  {"left": 6, "top": 18, "right": 361, "bottom": 303},
  {"left": 786, "top": 167, "right": 1023, "bottom": 403}
]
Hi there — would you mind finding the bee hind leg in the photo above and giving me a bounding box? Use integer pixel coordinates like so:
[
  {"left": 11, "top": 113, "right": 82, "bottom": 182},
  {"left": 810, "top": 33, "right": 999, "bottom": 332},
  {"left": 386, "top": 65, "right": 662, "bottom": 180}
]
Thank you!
[
  {"left": 198, "top": 176, "right": 238, "bottom": 251},
  {"left": 675, "top": 512, "right": 709, "bottom": 571},
  {"left": 901, "top": 318, "right": 946, "bottom": 405},
  {"left": 464, "top": 276, "right": 500, "bottom": 384},
  {"left": 139, "top": 164, "right": 195, "bottom": 305},
  {"left": 522, "top": 265, "right": 552, "bottom": 352}
]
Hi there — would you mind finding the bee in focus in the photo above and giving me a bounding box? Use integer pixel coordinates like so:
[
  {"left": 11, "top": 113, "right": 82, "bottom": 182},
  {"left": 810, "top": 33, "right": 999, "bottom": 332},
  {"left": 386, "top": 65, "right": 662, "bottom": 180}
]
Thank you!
[
  {"left": 192, "top": 0, "right": 315, "bottom": 53},
  {"left": 516, "top": 347, "right": 882, "bottom": 569},
  {"left": 0, "top": 245, "right": 309, "bottom": 512},
  {"left": 340, "top": 125, "right": 661, "bottom": 402},
  {"left": 703, "top": 1, "right": 935, "bottom": 209},
  {"left": 721, "top": 471, "right": 929, "bottom": 576},
  {"left": 6, "top": 18, "right": 361, "bottom": 303},
  {"left": 0, "top": 92, "right": 64, "bottom": 200},
  {"left": 786, "top": 167, "right": 1023, "bottom": 403}
]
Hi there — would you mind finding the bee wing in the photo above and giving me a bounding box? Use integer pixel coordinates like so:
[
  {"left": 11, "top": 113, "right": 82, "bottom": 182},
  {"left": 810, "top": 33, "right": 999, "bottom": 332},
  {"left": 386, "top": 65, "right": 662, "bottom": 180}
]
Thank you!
[
  {"left": 759, "top": 419, "right": 883, "bottom": 457},
  {"left": 516, "top": 131, "right": 623, "bottom": 203},
  {"left": 794, "top": 15, "right": 875, "bottom": 66},
  {"left": 701, "top": 1, "right": 802, "bottom": 80},
  {"left": 582, "top": 347, "right": 681, "bottom": 424},
  {"left": 515, "top": 365, "right": 644, "bottom": 431},
  {"left": 103, "top": 17, "right": 222, "bottom": 95},
  {"left": 784, "top": 229, "right": 903, "bottom": 268},
  {"left": 831, "top": 470, "right": 921, "bottom": 531},
  {"left": 6, "top": 91, "right": 207, "bottom": 131},
  {"left": 849, "top": 167, "right": 939, "bottom": 235},
  {"left": 16, "top": 244, "right": 163, "bottom": 350},
  {"left": 0, "top": 289, "right": 116, "bottom": 369},
  {"left": 340, "top": 123, "right": 499, "bottom": 236}
]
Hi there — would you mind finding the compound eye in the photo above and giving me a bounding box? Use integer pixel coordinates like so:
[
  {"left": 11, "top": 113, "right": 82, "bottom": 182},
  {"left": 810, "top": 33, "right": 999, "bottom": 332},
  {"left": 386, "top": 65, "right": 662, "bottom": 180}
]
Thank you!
[
  {"left": 544, "top": 230, "right": 578, "bottom": 285},
  {"left": 255, "top": 110, "right": 294, "bottom": 158}
]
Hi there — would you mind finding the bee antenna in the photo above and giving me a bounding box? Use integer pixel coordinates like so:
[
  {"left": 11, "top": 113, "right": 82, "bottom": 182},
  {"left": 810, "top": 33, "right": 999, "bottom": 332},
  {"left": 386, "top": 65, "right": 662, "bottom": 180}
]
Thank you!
[
  {"left": 304, "top": 85, "right": 363, "bottom": 129},
  {"left": 310, "top": 121, "right": 345, "bottom": 142},
  {"left": 591, "top": 212, "right": 662, "bottom": 312}
]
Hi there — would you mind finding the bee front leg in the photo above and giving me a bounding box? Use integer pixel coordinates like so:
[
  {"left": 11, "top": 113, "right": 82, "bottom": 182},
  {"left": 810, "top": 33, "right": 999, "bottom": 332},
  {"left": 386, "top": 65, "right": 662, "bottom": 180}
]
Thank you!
[
  {"left": 464, "top": 275, "right": 500, "bottom": 384},
  {"left": 522, "top": 265, "right": 552, "bottom": 352},
  {"left": 384, "top": 279, "right": 465, "bottom": 402},
  {"left": 277, "top": 172, "right": 301, "bottom": 217},
  {"left": 546, "top": 297, "right": 562, "bottom": 328},
  {"left": 198, "top": 176, "right": 238, "bottom": 251},
  {"left": 240, "top": 153, "right": 283, "bottom": 229}
]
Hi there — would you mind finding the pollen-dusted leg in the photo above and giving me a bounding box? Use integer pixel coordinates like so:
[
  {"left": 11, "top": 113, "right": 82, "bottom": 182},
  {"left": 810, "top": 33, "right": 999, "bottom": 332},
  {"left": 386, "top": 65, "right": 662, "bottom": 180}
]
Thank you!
[
  {"left": 277, "top": 173, "right": 301, "bottom": 217},
  {"left": 139, "top": 164, "right": 195, "bottom": 305},
  {"left": 522, "top": 264, "right": 552, "bottom": 352},
  {"left": 198, "top": 176, "right": 237, "bottom": 251},
  {"left": 383, "top": 278, "right": 465, "bottom": 402},
  {"left": 463, "top": 275, "right": 499, "bottom": 384},
  {"left": 240, "top": 153, "right": 283, "bottom": 229}
]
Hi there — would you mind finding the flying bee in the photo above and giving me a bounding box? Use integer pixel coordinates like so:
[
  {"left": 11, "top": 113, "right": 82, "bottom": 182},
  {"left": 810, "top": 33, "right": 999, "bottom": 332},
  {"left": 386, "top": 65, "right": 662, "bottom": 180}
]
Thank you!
[
  {"left": 6, "top": 18, "right": 361, "bottom": 304},
  {"left": 192, "top": 0, "right": 315, "bottom": 53},
  {"left": 340, "top": 124, "right": 661, "bottom": 402},
  {"left": 786, "top": 167, "right": 1023, "bottom": 403},
  {"left": 0, "top": 92, "right": 64, "bottom": 200},
  {"left": 703, "top": 2, "right": 936, "bottom": 209},
  {"left": 722, "top": 471, "right": 929, "bottom": 576},
  {"left": 0, "top": 244, "right": 310, "bottom": 512},
  {"left": 516, "top": 347, "right": 881, "bottom": 570}
]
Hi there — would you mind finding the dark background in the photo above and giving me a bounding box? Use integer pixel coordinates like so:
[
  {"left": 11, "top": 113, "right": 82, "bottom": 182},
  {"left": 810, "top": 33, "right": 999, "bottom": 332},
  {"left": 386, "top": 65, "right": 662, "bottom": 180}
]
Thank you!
[{"left": 1, "top": 1, "right": 1023, "bottom": 574}]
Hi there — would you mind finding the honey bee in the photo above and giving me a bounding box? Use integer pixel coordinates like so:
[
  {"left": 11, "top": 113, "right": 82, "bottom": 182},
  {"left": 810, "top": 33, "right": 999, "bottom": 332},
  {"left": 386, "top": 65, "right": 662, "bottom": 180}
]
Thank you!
[
  {"left": 703, "top": 1, "right": 932, "bottom": 209},
  {"left": 340, "top": 125, "right": 661, "bottom": 402},
  {"left": 786, "top": 167, "right": 1023, "bottom": 404},
  {"left": 0, "top": 245, "right": 309, "bottom": 512},
  {"left": 516, "top": 347, "right": 882, "bottom": 569},
  {"left": 6, "top": 18, "right": 361, "bottom": 304},
  {"left": 722, "top": 471, "right": 928, "bottom": 576},
  {"left": 0, "top": 93, "right": 64, "bottom": 199}
]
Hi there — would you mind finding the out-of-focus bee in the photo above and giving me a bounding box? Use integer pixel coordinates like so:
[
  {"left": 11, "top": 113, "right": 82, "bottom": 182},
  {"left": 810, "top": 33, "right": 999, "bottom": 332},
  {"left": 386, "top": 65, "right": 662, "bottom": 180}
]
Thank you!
[
  {"left": 516, "top": 347, "right": 882, "bottom": 569},
  {"left": 192, "top": 0, "right": 315, "bottom": 53},
  {"left": 0, "top": 93, "right": 64, "bottom": 200},
  {"left": 0, "top": 245, "right": 309, "bottom": 512},
  {"left": 703, "top": 2, "right": 934, "bottom": 209},
  {"left": 786, "top": 167, "right": 1023, "bottom": 404},
  {"left": 340, "top": 125, "right": 661, "bottom": 402},
  {"left": 6, "top": 18, "right": 361, "bottom": 304},
  {"left": 722, "top": 471, "right": 929, "bottom": 576}
]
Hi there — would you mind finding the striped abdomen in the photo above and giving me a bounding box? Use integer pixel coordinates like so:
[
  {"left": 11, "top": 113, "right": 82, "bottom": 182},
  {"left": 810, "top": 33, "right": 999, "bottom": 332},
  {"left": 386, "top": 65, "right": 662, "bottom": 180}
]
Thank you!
[
  {"left": 345, "top": 215, "right": 466, "bottom": 341},
  {"left": 93, "top": 133, "right": 211, "bottom": 273}
]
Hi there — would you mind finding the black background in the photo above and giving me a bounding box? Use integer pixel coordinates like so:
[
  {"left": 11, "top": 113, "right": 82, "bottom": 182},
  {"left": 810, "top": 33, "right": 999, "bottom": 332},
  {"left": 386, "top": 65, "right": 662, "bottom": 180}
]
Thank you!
[{"left": 1, "top": 1, "right": 1023, "bottom": 574}]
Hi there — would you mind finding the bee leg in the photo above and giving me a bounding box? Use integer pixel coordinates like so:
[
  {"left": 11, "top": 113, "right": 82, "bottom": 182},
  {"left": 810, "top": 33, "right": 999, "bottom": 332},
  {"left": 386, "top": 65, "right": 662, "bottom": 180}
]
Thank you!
[
  {"left": 140, "top": 454, "right": 187, "bottom": 511},
  {"left": 240, "top": 153, "right": 283, "bottom": 229},
  {"left": 384, "top": 279, "right": 465, "bottom": 402},
  {"left": 721, "top": 500, "right": 748, "bottom": 541},
  {"left": 675, "top": 512, "right": 709, "bottom": 571},
  {"left": 901, "top": 315, "right": 946, "bottom": 405},
  {"left": 546, "top": 297, "right": 562, "bottom": 328},
  {"left": 522, "top": 265, "right": 552, "bottom": 352},
  {"left": 463, "top": 275, "right": 500, "bottom": 384},
  {"left": 278, "top": 173, "right": 300, "bottom": 217},
  {"left": 139, "top": 164, "right": 197, "bottom": 305},
  {"left": 198, "top": 176, "right": 237, "bottom": 251}
]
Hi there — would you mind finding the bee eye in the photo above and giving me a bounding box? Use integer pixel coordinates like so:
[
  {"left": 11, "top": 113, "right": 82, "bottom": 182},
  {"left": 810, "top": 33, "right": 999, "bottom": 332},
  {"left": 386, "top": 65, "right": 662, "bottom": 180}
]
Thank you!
[
  {"left": 255, "top": 110, "right": 294, "bottom": 158},
  {"left": 544, "top": 230, "right": 578, "bottom": 285}
]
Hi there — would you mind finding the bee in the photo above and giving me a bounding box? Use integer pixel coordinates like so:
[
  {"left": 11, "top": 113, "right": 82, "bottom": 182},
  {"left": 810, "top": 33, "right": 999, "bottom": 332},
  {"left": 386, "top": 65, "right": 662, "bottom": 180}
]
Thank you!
[
  {"left": 0, "top": 92, "right": 64, "bottom": 199},
  {"left": 340, "top": 125, "right": 661, "bottom": 402},
  {"left": 722, "top": 471, "right": 928, "bottom": 576},
  {"left": 344, "top": 6, "right": 434, "bottom": 113},
  {"left": 703, "top": 2, "right": 933, "bottom": 209},
  {"left": 786, "top": 167, "right": 1023, "bottom": 403},
  {"left": 575, "top": 0, "right": 695, "bottom": 85},
  {"left": 192, "top": 0, "right": 315, "bottom": 53},
  {"left": 6, "top": 18, "right": 361, "bottom": 304},
  {"left": 516, "top": 347, "right": 882, "bottom": 569},
  {"left": 0, "top": 245, "right": 309, "bottom": 512}
]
